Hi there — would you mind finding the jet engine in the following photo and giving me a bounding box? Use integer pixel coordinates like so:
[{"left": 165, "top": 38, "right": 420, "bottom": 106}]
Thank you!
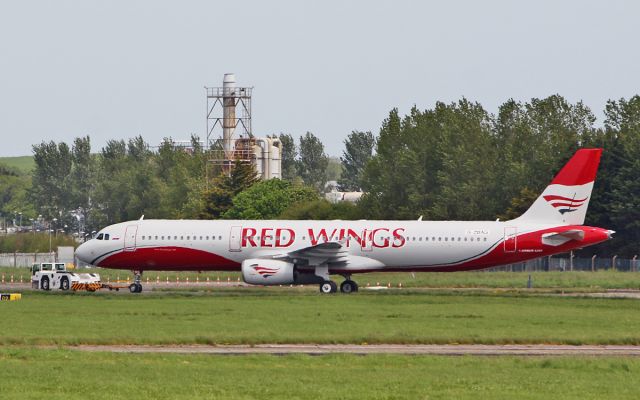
[{"left": 241, "top": 259, "right": 295, "bottom": 285}]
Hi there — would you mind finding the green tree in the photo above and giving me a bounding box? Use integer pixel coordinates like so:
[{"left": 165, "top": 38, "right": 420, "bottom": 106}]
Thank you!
[
  {"left": 338, "top": 130, "right": 375, "bottom": 191},
  {"left": 91, "top": 136, "right": 162, "bottom": 225},
  {"left": 298, "top": 132, "right": 328, "bottom": 192},
  {"left": 605, "top": 96, "right": 640, "bottom": 256},
  {"left": 224, "top": 179, "right": 318, "bottom": 219},
  {"left": 278, "top": 133, "right": 298, "bottom": 181},
  {"left": 91, "top": 139, "right": 128, "bottom": 226},
  {"left": 200, "top": 161, "right": 259, "bottom": 219},
  {"left": 30, "top": 141, "right": 72, "bottom": 220},
  {"left": 70, "top": 136, "right": 94, "bottom": 230},
  {"left": 361, "top": 102, "right": 498, "bottom": 220},
  {"left": 279, "top": 199, "right": 362, "bottom": 220}
]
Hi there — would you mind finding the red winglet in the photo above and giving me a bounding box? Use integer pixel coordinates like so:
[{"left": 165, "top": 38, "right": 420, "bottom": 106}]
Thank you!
[{"left": 550, "top": 149, "right": 602, "bottom": 186}]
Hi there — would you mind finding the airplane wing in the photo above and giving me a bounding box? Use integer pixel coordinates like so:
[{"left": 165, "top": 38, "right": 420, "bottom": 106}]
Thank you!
[
  {"left": 541, "top": 229, "right": 585, "bottom": 246},
  {"left": 271, "top": 241, "right": 349, "bottom": 266}
]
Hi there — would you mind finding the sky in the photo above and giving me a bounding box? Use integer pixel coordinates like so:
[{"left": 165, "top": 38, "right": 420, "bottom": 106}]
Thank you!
[{"left": 0, "top": 0, "right": 638, "bottom": 157}]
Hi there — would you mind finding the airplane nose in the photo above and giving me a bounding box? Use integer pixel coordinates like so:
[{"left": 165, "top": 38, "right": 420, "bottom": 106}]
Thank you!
[{"left": 75, "top": 242, "right": 91, "bottom": 264}]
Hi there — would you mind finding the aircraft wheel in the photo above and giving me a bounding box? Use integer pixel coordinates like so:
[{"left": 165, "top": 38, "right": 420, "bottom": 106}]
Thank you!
[
  {"left": 136, "top": 283, "right": 143, "bottom": 293},
  {"left": 60, "top": 277, "right": 70, "bottom": 291},
  {"left": 129, "top": 283, "right": 139, "bottom": 293},
  {"left": 340, "top": 280, "right": 358, "bottom": 294},
  {"left": 41, "top": 277, "right": 50, "bottom": 291},
  {"left": 319, "top": 281, "right": 337, "bottom": 294}
]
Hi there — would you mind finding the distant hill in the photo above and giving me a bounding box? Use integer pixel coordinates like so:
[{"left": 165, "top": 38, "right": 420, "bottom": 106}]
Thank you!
[{"left": 0, "top": 156, "right": 34, "bottom": 173}]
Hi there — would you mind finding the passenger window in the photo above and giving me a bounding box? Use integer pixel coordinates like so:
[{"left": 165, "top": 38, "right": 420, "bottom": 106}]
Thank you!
[
  {"left": 142, "top": 236, "right": 145, "bottom": 240},
  {"left": 432, "top": 237, "right": 435, "bottom": 241},
  {"left": 206, "top": 236, "right": 209, "bottom": 240},
  {"left": 438, "top": 237, "right": 442, "bottom": 241},
  {"left": 180, "top": 236, "right": 184, "bottom": 240},
  {"left": 419, "top": 237, "right": 422, "bottom": 241},
  {"left": 444, "top": 237, "right": 448, "bottom": 241},
  {"left": 187, "top": 236, "right": 190, "bottom": 240},
  {"left": 218, "top": 236, "right": 222, "bottom": 240},
  {"left": 484, "top": 237, "right": 487, "bottom": 241}
]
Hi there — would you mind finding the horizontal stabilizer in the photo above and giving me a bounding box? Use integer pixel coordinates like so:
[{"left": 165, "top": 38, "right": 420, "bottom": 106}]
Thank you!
[{"left": 541, "top": 229, "right": 585, "bottom": 246}]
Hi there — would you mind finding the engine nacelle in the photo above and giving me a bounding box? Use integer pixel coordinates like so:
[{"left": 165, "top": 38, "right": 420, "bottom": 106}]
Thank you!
[{"left": 241, "top": 259, "right": 295, "bottom": 285}]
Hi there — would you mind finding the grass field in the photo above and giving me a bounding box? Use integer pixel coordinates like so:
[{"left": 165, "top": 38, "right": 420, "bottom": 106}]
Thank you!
[
  {"left": 3, "top": 267, "right": 640, "bottom": 290},
  {"left": 3, "top": 278, "right": 640, "bottom": 399},
  {"left": 2, "top": 290, "right": 640, "bottom": 346},
  {"left": 1, "top": 348, "right": 639, "bottom": 399},
  {"left": 0, "top": 155, "right": 34, "bottom": 172}
]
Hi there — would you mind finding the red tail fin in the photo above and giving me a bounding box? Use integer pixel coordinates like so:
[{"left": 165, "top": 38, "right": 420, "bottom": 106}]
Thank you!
[
  {"left": 513, "top": 148, "right": 602, "bottom": 225},
  {"left": 550, "top": 149, "right": 602, "bottom": 186}
]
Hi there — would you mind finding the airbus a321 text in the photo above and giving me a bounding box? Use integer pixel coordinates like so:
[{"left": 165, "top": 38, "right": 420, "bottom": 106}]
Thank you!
[{"left": 75, "top": 148, "right": 613, "bottom": 294}]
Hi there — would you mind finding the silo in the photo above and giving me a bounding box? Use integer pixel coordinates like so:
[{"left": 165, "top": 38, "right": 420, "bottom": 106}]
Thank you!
[{"left": 268, "top": 138, "right": 281, "bottom": 179}]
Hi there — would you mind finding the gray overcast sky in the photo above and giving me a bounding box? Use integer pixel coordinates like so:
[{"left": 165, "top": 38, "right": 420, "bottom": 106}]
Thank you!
[{"left": 0, "top": 0, "right": 638, "bottom": 157}]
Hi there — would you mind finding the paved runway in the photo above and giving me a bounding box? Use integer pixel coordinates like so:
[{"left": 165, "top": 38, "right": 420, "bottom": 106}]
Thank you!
[{"left": 71, "top": 344, "right": 640, "bottom": 356}]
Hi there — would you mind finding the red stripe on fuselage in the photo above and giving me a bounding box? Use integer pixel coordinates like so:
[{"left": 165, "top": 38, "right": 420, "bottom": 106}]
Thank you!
[{"left": 97, "top": 246, "right": 240, "bottom": 271}]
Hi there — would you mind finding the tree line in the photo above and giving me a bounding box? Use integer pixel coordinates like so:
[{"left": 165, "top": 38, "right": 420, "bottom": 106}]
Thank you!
[{"left": 0, "top": 94, "right": 638, "bottom": 256}]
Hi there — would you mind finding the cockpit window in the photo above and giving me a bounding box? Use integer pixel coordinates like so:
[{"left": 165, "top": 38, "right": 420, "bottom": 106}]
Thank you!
[
  {"left": 104, "top": 234, "right": 110, "bottom": 240},
  {"left": 96, "top": 233, "right": 104, "bottom": 240}
]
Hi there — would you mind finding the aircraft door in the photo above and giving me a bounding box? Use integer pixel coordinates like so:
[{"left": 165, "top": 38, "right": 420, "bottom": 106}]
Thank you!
[
  {"left": 229, "top": 226, "right": 242, "bottom": 252},
  {"left": 124, "top": 225, "right": 138, "bottom": 252},
  {"left": 504, "top": 227, "right": 517, "bottom": 253}
]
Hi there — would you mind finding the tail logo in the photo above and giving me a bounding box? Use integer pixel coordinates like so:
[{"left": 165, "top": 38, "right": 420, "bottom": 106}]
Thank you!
[
  {"left": 252, "top": 265, "right": 279, "bottom": 278},
  {"left": 543, "top": 194, "right": 588, "bottom": 215}
]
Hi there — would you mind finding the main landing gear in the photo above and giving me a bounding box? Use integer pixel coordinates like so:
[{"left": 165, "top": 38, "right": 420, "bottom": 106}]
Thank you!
[
  {"left": 315, "top": 265, "right": 358, "bottom": 295},
  {"left": 319, "top": 278, "right": 359, "bottom": 294},
  {"left": 129, "top": 271, "right": 143, "bottom": 293}
]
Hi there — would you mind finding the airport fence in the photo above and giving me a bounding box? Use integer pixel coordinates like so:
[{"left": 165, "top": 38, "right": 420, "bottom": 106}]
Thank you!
[{"left": 489, "top": 254, "right": 639, "bottom": 272}]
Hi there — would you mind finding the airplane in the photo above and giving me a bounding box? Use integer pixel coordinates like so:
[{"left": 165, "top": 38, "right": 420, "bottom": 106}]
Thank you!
[{"left": 75, "top": 148, "right": 613, "bottom": 294}]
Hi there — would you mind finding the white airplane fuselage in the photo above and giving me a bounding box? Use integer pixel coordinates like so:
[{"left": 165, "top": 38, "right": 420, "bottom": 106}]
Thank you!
[{"left": 75, "top": 219, "right": 610, "bottom": 273}]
